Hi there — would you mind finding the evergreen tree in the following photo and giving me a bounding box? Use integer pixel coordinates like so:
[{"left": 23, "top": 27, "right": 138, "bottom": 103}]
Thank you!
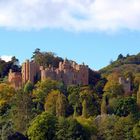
[
  {"left": 82, "top": 99, "right": 88, "bottom": 118},
  {"left": 56, "top": 93, "right": 68, "bottom": 117}
]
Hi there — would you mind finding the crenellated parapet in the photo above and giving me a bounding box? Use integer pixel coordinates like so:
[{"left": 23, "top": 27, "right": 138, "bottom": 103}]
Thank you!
[{"left": 40, "top": 60, "right": 89, "bottom": 85}]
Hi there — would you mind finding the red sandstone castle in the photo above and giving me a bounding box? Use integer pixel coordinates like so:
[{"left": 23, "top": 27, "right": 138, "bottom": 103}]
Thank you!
[{"left": 8, "top": 59, "right": 89, "bottom": 89}]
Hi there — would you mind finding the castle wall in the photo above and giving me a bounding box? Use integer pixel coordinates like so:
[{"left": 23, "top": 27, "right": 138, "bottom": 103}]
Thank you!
[
  {"left": 119, "top": 77, "right": 131, "bottom": 95},
  {"left": 40, "top": 61, "right": 89, "bottom": 86},
  {"left": 8, "top": 69, "right": 22, "bottom": 89},
  {"left": 8, "top": 59, "right": 90, "bottom": 89}
]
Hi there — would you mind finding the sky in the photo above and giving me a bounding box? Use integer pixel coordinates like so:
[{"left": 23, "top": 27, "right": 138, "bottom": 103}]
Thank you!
[{"left": 0, "top": 0, "right": 140, "bottom": 70}]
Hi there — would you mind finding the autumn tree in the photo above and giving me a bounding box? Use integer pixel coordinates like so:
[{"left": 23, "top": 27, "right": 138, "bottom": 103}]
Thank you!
[
  {"left": 44, "top": 90, "right": 67, "bottom": 117},
  {"left": 0, "top": 83, "right": 15, "bottom": 113},
  {"left": 33, "top": 78, "right": 63, "bottom": 111},
  {"left": 44, "top": 90, "right": 60, "bottom": 115},
  {"left": 133, "top": 121, "right": 140, "bottom": 140}
]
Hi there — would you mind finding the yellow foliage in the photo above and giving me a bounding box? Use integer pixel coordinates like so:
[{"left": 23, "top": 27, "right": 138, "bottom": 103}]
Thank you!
[{"left": 0, "top": 83, "right": 15, "bottom": 107}]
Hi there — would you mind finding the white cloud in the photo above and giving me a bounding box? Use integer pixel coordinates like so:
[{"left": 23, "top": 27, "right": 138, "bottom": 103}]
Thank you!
[
  {"left": 1, "top": 55, "right": 12, "bottom": 62},
  {"left": 0, "top": 0, "right": 140, "bottom": 32}
]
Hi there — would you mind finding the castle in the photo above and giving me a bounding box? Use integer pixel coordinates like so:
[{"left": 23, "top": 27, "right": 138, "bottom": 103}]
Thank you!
[
  {"left": 119, "top": 77, "right": 131, "bottom": 95},
  {"left": 8, "top": 59, "right": 89, "bottom": 89}
]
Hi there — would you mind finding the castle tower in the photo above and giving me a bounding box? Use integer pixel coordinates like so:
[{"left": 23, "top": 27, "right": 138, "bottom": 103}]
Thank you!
[
  {"left": 22, "top": 60, "right": 40, "bottom": 84},
  {"left": 119, "top": 77, "right": 131, "bottom": 95},
  {"left": 78, "top": 64, "right": 89, "bottom": 85}
]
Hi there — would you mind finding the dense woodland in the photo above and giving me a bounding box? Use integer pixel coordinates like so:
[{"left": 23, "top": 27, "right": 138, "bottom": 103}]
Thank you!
[{"left": 1, "top": 49, "right": 140, "bottom": 140}]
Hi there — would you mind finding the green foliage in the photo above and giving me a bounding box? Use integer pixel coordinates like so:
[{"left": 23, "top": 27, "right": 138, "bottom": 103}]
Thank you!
[
  {"left": 56, "top": 117, "right": 87, "bottom": 140},
  {"left": 33, "top": 78, "right": 63, "bottom": 112},
  {"left": 114, "top": 116, "right": 134, "bottom": 140},
  {"left": 44, "top": 90, "right": 60, "bottom": 115},
  {"left": 97, "top": 115, "right": 119, "bottom": 140},
  {"left": 32, "top": 48, "right": 63, "bottom": 68},
  {"left": 24, "top": 81, "right": 34, "bottom": 94},
  {"left": 82, "top": 100, "right": 88, "bottom": 118},
  {"left": 27, "top": 112, "right": 57, "bottom": 140},
  {"left": 100, "top": 53, "right": 140, "bottom": 78},
  {"left": 96, "top": 115, "right": 135, "bottom": 140},
  {"left": 68, "top": 86, "right": 82, "bottom": 117},
  {"left": 101, "top": 98, "right": 107, "bottom": 114},
  {"left": 104, "top": 72, "right": 124, "bottom": 96},
  {"left": 56, "top": 92, "right": 68, "bottom": 117},
  {"left": 11, "top": 89, "right": 33, "bottom": 133},
  {"left": 44, "top": 90, "right": 68, "bottom": 117},
  {"left": 80, "top": 90, "right": 100, "bottom": 117},
  {"left": 0, "top": 56, "right": 20, "bottom": 79},
  {"left": 133, "top": 121, "right": 140, "bottom": 140},
  {"left": 76, "top": 117, "right": 97, "bottom": 139},
  {"left": 0, "top": 83, "right": 16, "bottom": 108},
  {"left": 114, "top": 97, "right": 138, "bottom": 117},
  {"left": 0, "top": 121, "right": 14, "bottom": 140}
]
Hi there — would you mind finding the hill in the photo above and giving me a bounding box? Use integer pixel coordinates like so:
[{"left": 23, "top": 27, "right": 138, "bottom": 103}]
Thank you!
[{"left": 100, "top": 53, "right": 140, "bottom": 78}]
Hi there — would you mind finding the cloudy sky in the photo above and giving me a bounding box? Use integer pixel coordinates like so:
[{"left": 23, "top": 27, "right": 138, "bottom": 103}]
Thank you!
[{"left": 0, "top": 0, "right": 140, "bottom": 69}]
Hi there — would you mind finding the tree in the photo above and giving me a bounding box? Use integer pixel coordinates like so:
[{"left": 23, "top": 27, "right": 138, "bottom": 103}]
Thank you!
[
  {"left": 0, "top": 83, "right": 15, "bottom": 108},
  {"left": 27, "top": 112, "right": 57, "bottom": 140},
  {"left": 44, "top": 90, "right": 68, "bottom": 117},
  {"left": 104, "top": 72, "right": 124, "bottom": 97},
  {"left": 33, "top": 78, "right": 63, "bottom": 111},
  {"left": 133, "top": 121, "right": 140, "bottom": 140},
  {"left": 68, "top": 86, "right": 81, "bottom": 117},
  {"left": 117, "top": 54, "right": 124, "bottom": 60},
  {"left": 82, "top": 100, "right": 88, "bottom": 118},
  {"left": 0, "top": 121, "right": 14, "bottom": 140},
  {"left": 44, "top": 90, "right": 60, "bottom": 115},
  {"left": 114, "top": 97, "right": 137, "bottom": 117},
  {"left": 114, "top": 116, "right": 134, "bottom": 140},
  {"left": 32, "top": 49, "right": 63, "bottom": 68},
  {"left": 97, "top": 115, "right": 119, "bottom": 140},
  {"left": 11, "top": 89, "right": 33, "bottom": 133},
  {"left": 56, "top": 93, "right": 68, "bottom": 117},
  {"left": 24, "top": 81, "right": 34, "bottom": 94},
  {"left": 80, "top": 89, "right": 100, "bottom": 117},
  {"left": 56, "top": 117, "right": 87, "bottom": 140}
]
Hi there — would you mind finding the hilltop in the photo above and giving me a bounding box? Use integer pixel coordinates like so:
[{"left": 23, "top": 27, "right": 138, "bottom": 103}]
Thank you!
[{"left": 100, "top": 53, "right": 140, "bottom": 78}]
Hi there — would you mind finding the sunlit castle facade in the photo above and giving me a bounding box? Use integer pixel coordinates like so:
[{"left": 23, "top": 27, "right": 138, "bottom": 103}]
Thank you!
[
  {"left": 8, "top": 59, "right": 89, "bottom": 89},
  {"left": 40, "top": 59, "right": 89, "bottom": 85}
]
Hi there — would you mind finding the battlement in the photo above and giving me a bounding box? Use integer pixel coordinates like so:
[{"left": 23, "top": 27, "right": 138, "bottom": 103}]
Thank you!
[
  {"left": 40, "top": 61, "right": 89, "bottom": 85},
  {"left": 8, "top": 59, "right": 90, "bottom": 89}
]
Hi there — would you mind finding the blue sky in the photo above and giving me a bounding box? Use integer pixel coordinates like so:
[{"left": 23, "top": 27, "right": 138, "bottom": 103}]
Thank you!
[{"left": 0, "top": 0, "right": 140, "bottom": 70}]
